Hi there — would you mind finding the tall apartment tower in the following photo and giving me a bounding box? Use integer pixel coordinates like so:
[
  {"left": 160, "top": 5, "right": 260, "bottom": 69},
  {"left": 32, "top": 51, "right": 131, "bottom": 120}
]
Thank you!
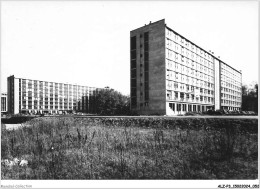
[{"left": 130, "top": 19, "right": 242, "bottom": 115}]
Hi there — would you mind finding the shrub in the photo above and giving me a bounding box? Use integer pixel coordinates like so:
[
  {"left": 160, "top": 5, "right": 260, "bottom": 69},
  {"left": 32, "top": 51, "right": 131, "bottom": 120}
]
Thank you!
[{"left": 1, "top": 117, "right": 258, "bottom": 179}]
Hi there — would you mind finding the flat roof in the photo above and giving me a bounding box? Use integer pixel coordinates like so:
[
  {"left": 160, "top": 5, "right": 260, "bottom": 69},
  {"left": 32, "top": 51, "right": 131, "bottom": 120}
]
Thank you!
[
  {"left": 8, "top": 75, "right": 103, "bottom": 89},
  {"left": 130, "top": 19, "right": 165, "bottom": 33},
  {"left": 130, "top": 19, "right": 241, "bottom": 74},
  {"left": 165, "top": 24, "right": 242, "bottom": 74}
]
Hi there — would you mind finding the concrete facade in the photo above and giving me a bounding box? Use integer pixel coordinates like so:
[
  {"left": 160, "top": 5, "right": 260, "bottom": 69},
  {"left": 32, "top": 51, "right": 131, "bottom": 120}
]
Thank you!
[
  {"left": 131, "top": 20, "right": 166, "bottom": 115},
  {"left": 130, "top": 19, "right": 242, "bottom": 115},
  {"left": 1, "top": 92, "right": 7, "bottom": 113},
  {"left": 7, "top": 75, "right": 102, "bottom": 114},
  {"left": 220, "top": 62, "right": 242, "bottom": 110}
]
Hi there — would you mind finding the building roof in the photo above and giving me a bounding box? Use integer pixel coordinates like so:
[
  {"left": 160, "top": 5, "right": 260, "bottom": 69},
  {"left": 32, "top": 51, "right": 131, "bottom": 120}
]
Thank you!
[
  {"left": 8, "top": 75, "right": 103, "bottom": 90},
  {"left": 165, "top": 23, "right": 241, "bottom": 74},
  {"left": 130, "top": 19, "right": 242, "bottom": 74},
  {"left": 130, "top": 19, "right": 165, "bottom": 33}
]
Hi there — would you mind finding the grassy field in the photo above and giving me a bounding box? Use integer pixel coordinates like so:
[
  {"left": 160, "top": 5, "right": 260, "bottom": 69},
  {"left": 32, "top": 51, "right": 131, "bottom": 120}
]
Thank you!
[{"left": 1, "top": 117, "right": 258, "bottom": 179}]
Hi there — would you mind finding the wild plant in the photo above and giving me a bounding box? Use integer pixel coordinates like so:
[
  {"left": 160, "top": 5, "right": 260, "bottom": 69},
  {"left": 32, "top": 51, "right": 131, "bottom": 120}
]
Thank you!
[{"left": 1, "top": 117, "right": 258, "bottom": 179}]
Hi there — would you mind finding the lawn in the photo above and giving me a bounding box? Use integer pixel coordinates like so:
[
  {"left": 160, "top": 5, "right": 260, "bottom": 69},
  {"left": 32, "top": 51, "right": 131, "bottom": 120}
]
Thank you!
[{"left": 1, "top": 117, "right": 258, "bottom": 179}]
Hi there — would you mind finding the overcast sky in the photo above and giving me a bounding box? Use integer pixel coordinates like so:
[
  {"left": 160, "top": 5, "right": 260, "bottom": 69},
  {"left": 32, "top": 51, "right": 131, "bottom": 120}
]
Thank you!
[{"left": 1, "top": 1, "right": 258, "bottom": 95}]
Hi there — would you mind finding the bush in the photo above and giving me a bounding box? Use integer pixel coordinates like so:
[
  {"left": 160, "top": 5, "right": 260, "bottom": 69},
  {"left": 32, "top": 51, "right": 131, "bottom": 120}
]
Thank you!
[
  {"left": 93, "top": 88, "right": 130, "bottom": 115},
  {"left": 1, "top": 117, "right": 258, "bottom": 179}
]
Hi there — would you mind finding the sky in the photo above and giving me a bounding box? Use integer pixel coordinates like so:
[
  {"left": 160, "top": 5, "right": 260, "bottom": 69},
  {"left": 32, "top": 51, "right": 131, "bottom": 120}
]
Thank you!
[{"left": 1, "top": 1, "right": 259, "bottom": 95}]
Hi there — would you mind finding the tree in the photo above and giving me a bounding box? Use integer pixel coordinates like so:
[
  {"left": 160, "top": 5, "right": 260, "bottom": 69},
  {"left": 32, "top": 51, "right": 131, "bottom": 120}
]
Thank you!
[
  {"left": 255, "top": 84, "right": 258, "bottom": 96},
  {"left": 242, "top": 83, "right": 258, "bottom": 113},
  {"left": 254, "top": 84, "right": 258, "bottom": 113},
  {"left": 94, "top": 88, "right": 130, "bottom": 115},
  {"left": 242, "top": 85, "right": 248, "bottom": 95}
]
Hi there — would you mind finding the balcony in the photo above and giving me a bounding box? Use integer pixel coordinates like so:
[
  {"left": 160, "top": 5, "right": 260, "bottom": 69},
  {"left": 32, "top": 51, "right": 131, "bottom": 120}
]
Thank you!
[{"left": 167, "top": 97, "right": 179, "bottom": 101}]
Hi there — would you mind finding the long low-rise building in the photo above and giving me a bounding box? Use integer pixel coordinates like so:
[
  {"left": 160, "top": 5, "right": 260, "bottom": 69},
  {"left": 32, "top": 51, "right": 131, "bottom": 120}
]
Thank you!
[
  {"left": 1, "top": 92, "right": 7, "bottom": 114},
  {"left": 130, "top": 19, "right": 242, "bottom": 115},
  {"left": 7, "top": 75, "right": 102, "bottom": 114}
]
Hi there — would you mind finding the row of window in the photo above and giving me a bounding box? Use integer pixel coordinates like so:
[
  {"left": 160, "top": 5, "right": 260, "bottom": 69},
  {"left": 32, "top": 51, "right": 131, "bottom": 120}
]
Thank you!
[
  {"left": 21, "top": 97, "right": 89, "bottom": 101},
  {"left": 221, "top": 74, "right": 241, "bottom": 82},
  {"left": 22, "top": 102, "right": 79, "bottom": 105},
  {"left": 21, "top": 86, "right": 90, "bottom": 93},
  {"left": 166, "top": 29, "right": 214, "bottom": 62},
  {"left": 221, "top": 81, "right": 241, "bottom": 89},
  {"left": 21, "top": 93, "right": 90, "bottom": 98},
  {"left": 166, "top": 91, "right": 214, "bottom": 104},
  {"left": 21, "top": 105, "right": 78, "bottom": 110},
  {"left": 166, "top": 58, "right": 214, "bottom": 79},
  {"left": 21, "top": 79, "right": 94, "bottom": 89},
  {"left": 169, "top": 103, "right": 212, "bottom": 112},
  {"left": 20, "top": 89, "right": 93, "bottom": 94},
  {"left": 221, "top": 87, "right": 241, "bottom": 96},
  {"left": 144, "top": 32, "right": 149, "bottom": 102},
  {"left": 20, "top": 97, "right": 90, "bottom": 102},
  {"left": 221, "top": 71, "right": 241, "bottom": 82},
  {"left": 221, "top": 93, "right": 241, "bottom": 101},
  {"left": 166, "top": 74, "right": 214, "bottom": 89},
  {"left": 167, "top": 84, "right": 214, "bottom": 94},
  {"left": 166, "top": 40, "right": 214, "bottom": 69},
  {"left": 21, "top": 84, "right": 92, "bottom": 91},
  {"left": 221, "top": 100, "right": 241, "bottom": 106},
  {"left": 221, "top": 64, "right": 241, "bottom": 78},
  {"left": 221, "top": 81, "right": 241, "bottom": 91},
  {"left": 20, "top": 100, "right": 91, "bottom": 106},
  {"left": 166, "top": 49, "right": 214, "bottom": 75},
  {"left": 130, "top": 35, "right": 137, "bottom": 108},
  {"left": 20, "top": 91, "right": 95, "bottom": 98},
  {"left": 166, "top": 68, "right": 214, "bottom": 84},
  {"left": 21, "top": 96, "right": 85, "bottom": 100},
  {"left": 166, "top": 29, "right": 242, "bottom": 100},
  {"left": 21, "top": 93, "right": 89, "bottom": 98},
  {"left": 21, "top": 99, "right": 81, "bottom": 103},
  {"left": 1, "top": 97, "right": 7, "bottom": 111}
]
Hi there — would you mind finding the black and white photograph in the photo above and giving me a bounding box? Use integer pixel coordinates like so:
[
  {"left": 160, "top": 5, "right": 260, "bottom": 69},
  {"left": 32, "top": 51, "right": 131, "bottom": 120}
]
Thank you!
[{"left": 0, "top": 0, "right": 259, "bottom": 188}]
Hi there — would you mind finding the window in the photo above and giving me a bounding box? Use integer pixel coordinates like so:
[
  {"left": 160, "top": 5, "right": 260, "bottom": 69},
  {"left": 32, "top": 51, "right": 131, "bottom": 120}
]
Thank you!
[
  {"left": 174, "top": 82, "right": 178, "bottom": 89},
  {"left": 131, "top": 88, "right": 136, "bottom": 96},
  {"left": 189, "top": 105, "right": 192, "bottom": 111},
  {"left": 180, "top": 92, "right": 184, "bottom": 100},
  {"left": 177, "top": 104, "right": 181, "bottom": 111},
  {"left": 169, "top": 103, "right": 175, "bottom": 111},
  {"left": 131, "top": 51, "right": 137, "bottom": 60},
  {"left": 182, "top": 104, "right": 186, "bottom": 111},
  {"left": 175, "top": 92, "right": 178, "bottom": 99},
  {"left": 131, "top": 36, "right": 136, "bottom": 50},
  {"left": 144, "top": 32, "right": 149, "bottom": 101},
  {"left": 167, "top": 91, "right": 171, "bottom": 100}
]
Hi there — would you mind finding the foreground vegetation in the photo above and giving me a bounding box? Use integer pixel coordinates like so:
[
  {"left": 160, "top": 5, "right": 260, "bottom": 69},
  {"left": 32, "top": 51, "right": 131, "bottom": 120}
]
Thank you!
[{"left": 1, "top": 117, "right": 258, "bottom": 179}]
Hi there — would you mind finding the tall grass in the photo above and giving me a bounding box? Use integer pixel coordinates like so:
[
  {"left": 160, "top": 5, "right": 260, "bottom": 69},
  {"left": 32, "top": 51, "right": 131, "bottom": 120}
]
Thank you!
[{"left": 1, "top": 117, "right": 258, "bottom": 179}]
